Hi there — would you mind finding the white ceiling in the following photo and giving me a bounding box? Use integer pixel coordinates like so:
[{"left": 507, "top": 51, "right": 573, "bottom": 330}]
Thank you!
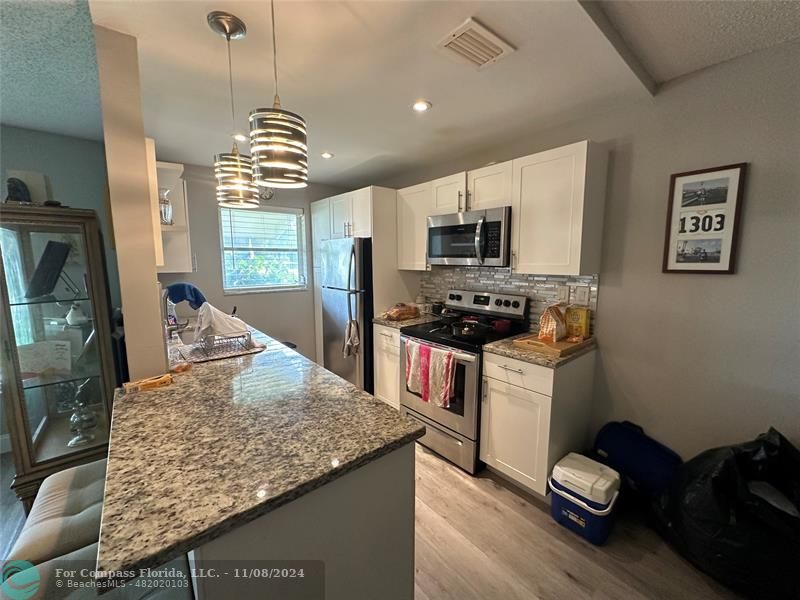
[
  {"left": 599, "top": 0, "right": 800, "bottom": 83},
  {"left": 0, "top": 0, "right": 103, "bottom": 140},
  {"left": 89, "top": 0, "right": 649, "bottom": 187}
]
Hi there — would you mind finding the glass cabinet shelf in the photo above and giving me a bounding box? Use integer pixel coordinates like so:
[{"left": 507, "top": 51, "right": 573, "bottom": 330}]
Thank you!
[
  {"left": 9, "top": 296, "right": 90, "bottom": 307},
  {"left": 22, "top": 371, "right": 102, "bottom": 391}
]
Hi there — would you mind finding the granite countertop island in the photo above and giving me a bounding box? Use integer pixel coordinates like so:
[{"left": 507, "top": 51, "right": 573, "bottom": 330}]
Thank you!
[
  {"left": 482, "top": 332, "right": 597, "bottom": 368},
  {"left": 96, "top": 329, "right": 424, "bottom": 590}
]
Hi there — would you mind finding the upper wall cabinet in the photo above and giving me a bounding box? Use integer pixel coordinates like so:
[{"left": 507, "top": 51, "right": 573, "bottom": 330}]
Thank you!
[
  {"left": 511, "top": 141, "right": 607, "bottom": 276},
  {"left": 397, "top": 181, "right": 431, "bottom": 271},
  {"left": 330, "top": 188, "right": 372, "bottom": 239},
  {"left": 310, "top": 198, "right": 331, "bottom": 267},
  {"left": 466, "top": 160, "right": 512, "bottom": 211},
  {"left": 154, "top": 161, "right": 194, "bottom": 274},
  {"left": 429, "top": 172, "right": 466, "bottom": 215}
]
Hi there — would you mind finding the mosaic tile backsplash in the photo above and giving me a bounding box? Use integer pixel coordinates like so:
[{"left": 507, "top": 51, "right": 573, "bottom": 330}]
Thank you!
[{"left": 418, "top": 266, "right": 599, "bottom": 333}]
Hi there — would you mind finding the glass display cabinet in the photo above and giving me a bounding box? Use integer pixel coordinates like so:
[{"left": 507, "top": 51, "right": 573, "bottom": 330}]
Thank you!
[{"left": 0, "top": 206, "right": 116, "bottom": 512}]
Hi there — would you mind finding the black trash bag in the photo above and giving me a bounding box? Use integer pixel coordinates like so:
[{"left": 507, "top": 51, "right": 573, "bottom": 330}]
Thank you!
[{"left": 651, "top": 428, "right": 800, "bottom": 600}]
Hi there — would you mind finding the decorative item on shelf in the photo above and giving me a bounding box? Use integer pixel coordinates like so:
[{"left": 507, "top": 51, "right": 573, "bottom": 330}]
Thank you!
[
  {"left": 208, "top": 10, "right": 260, "bottom": 208},
  {"left": 663, "top": 163, "right": 748, "bottom": 274},
  {"left": 65, "top": 302, "right": 89, "bottom": 326},
  {"left": 248, "top": 0, "right": 308, "bottom": 189},
  {"left": 4, "top": 177, "right": 32, "bottom": 204},
  {"left": 158, "top": 187, "right": 174, "bottom": 225},
  {"left": 67, "top": 378, "right": 98, "bottom": 448}
]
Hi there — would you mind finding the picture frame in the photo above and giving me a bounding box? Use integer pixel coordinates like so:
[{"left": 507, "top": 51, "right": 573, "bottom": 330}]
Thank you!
[{"left": 662, "top": 163, "right": 747, "bottom": 274}]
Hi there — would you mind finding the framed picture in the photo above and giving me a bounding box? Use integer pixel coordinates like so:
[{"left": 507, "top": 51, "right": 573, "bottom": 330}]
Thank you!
[{"left": 662, "top": 163, "right": 747, "bottom": 274}]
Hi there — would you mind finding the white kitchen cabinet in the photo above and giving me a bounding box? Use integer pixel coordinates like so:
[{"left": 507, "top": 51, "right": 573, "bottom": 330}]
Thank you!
[
  {"left": 480, "top": 349, "right": 596, "bottom": 497},
  {"left": 373, "top": 324, "right": 401, "bottom": 409},
  {"left": 156, "top": 161, "right": 194, "bottom": 274},
  {"left": 511, "top": 141, "right": 607, "bottom": 275},
  {"left": 430, "top": 172, "right": 466, "bottom": 215},
  {"left": 145, "top": 138, "right": 164, "bottom": 267},
  {"left": 480, "top": 377, "right": 551, "bottom": 493},
  {"left": 330, "top": 188, "right": 372, "bottom": 239},
  {"left": 466, "top": 160, "right": 512, "bottom": 211},
  {"left": 310, "top": 199, "right": 331, "bottom": 267},
  {"left": 396, "top": 181, "right": 431, "bottom": 271}
]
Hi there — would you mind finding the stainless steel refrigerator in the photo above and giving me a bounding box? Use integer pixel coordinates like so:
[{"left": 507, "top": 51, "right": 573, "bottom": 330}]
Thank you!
[{"left": 320, "top": 237, "right": 373, "bottom": 392}]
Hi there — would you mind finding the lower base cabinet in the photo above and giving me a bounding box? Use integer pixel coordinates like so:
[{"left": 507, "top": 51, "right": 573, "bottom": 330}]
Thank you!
[
  {"left": 373, "top": 324, "right": 400, "bottom": 409},
  {"left": 479, "top": 350, "right": 596, "bottom": 496},
  {"left": 480, "top": 377, "right": 551, "bottom": 494}
]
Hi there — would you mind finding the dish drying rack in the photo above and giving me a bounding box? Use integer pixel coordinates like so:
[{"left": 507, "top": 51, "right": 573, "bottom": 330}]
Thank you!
[{"left": 178, "top": 330, "right": 261, "bottom": 363}]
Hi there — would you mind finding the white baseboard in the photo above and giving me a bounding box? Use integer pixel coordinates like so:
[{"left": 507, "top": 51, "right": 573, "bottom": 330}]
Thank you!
[{"left": 0, "top": 433, "right": 10, "bottom": 454}]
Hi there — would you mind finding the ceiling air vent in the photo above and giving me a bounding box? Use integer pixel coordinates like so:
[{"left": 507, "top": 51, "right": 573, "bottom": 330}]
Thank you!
[{"left": 437, "top": 17, "right": 515, "bottom": 70}]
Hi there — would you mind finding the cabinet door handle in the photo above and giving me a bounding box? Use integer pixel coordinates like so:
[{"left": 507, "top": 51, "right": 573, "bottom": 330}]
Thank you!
[
  {"left": 499, "top": 364, "right": 525, "bottom": 375},
  {"left": 457, "top": 190, "right": 463, "bottom": 212},
  {"left": 465, "top": 190, "right": 471, "bottom": 212},
  {"left": 379, "top": 332, "right": 394, "bottom": 339}
]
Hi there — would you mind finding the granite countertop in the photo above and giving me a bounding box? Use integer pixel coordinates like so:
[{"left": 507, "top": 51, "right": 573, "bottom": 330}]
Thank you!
[
  {"left": 96, "top": 329, "right": 424, "bottom": 582},
  {"left": 373, "top": 314, "right": 441, "bottom": 329},
  {"left": 482, "top": 333, "right": 597, "bottom": 369}
]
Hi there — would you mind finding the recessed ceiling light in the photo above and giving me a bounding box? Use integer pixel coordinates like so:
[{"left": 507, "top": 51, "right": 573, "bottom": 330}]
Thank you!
[
  {"left": 321, "top": 152, "right": 334, "bottom": 159},
  {"left": 412, "top": 99, "right": 432, "bottom": 113},
  {"left": 233, "top": 133, "right": 248, "bottom": 143}
]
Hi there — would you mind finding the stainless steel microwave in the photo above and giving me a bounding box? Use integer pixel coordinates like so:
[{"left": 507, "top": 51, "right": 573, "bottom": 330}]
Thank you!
[{"left": 427, "top": 207, "right": 511, "bottom": 267}]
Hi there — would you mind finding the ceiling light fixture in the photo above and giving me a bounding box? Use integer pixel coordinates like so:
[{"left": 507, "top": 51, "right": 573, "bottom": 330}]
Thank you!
[
  {"left": 208, "top": 11, "right": 259, "bottom": 208},
  {"left": 249, "top": 0, "right": 308, "bottom": 189},
  {"left": 412, "top": 99, "right": 432, "bottom": 113},
  {"left": 321, "top": 152, "right": 334, "bottom": 159}
]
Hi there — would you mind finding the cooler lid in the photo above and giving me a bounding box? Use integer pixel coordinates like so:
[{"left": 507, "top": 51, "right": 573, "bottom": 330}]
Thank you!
[{"left": 551, "top": 453, "right": 620, "bottom": 505}]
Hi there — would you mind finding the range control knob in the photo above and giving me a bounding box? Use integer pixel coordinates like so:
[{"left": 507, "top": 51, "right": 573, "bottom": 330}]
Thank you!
[
  {"left": 511, "top": 300, "right": 520, "bottom": 309},
  {"left": 494, "top": 299, "right": 503, "bottom": 306},
  {"left": 455, "top": 294, "right": 463, "bottom": 301},
  {"left": 448, "top": 293, "right": 456, "bottom": 300},
  {"left": 503, "top": 300, "right": 511, "bottom": 307}
]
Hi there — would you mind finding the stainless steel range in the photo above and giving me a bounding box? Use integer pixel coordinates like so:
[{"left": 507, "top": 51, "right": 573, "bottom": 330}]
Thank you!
[{"left": 400, "top": 289, "right": 528, "bottom": 473}]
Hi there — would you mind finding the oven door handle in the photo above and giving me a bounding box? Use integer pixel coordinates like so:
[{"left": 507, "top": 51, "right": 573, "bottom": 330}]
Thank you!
[
  {"left": 452, "top": 353, "right": 476, "bottom": 364},
  {"left": 401, "top": 336, "right": 477, "bottom": 363},
  {"left": 474, "top": 216, "right": 485, "bottom": 265}
]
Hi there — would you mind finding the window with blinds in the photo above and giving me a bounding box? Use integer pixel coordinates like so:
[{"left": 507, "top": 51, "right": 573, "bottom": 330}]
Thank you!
[{"left": 219, "top": 206, "right": 307, "bottom": 292}]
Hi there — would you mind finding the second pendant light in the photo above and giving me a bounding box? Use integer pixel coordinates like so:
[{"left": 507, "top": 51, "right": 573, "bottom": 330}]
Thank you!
[
  {"left": 208, "top": 11, "right": 260, "bottom": 208},
  {"left": 249, "top": 0, "right": 308, "bottom": 189}
]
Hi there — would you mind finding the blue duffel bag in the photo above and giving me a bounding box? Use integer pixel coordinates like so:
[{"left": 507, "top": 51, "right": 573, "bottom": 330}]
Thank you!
[{"left": 593, "top": 421, "right": 683, "bottom": 499}]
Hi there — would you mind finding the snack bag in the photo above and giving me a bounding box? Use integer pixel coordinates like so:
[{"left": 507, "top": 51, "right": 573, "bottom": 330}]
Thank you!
[{"left": 538, "top": 304, "right": 567, "bottom": 342}]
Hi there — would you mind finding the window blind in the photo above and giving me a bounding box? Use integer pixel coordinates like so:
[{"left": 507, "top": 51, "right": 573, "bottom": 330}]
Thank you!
[{"left": 219, "top": 207, "right": 306, "bottom": 291}]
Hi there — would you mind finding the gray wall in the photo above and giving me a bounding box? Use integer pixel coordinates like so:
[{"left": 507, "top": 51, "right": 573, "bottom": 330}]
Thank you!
[
  {"left": 158, "top": 165, "right": 343, "bottom": 360},
  {"left": 379, "top": 40, "right": 800, "bottom": 458},
  {"left": 0, "top": 124, "right": 121, "bottom": 307}
]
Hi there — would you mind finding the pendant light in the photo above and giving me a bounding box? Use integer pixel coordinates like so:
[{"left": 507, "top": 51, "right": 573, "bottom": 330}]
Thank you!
[
  {"left": 249, "top": 0, "right": 308, "bottom": 189},
  {"left": 208, "top": 11, "right": 260, "bottom": 208}
]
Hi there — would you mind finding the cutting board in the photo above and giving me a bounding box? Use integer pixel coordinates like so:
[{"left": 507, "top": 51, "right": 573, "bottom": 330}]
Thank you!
[{"left": 511, "top": 334, "right": 594, "bottom": 357}]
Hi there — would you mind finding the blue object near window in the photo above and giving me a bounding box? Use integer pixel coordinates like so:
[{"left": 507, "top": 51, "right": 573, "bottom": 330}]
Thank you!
[{"left": 219, "top": 206, "right": 307, "bottom": 292}]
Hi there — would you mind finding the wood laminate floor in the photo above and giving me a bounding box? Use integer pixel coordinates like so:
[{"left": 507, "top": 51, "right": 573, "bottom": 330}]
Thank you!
[
  {"left": 0, "top": 451, "right": 25, "bottom": 558},
  {"left": 413, "top": 445, "right": 740, "bottom": 600}
]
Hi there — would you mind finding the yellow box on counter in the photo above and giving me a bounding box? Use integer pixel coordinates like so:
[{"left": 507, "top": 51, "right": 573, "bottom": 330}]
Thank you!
[{"left": 565, "top": 306, "right": 591, "bottom": 340}]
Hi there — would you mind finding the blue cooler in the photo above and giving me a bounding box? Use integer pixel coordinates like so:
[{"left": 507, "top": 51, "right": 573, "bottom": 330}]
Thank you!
[{"left": 549, "top": 453, "right": 620, "bottom": 545}]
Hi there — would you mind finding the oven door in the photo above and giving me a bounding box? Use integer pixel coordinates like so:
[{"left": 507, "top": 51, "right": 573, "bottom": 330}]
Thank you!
[
  {"left": 399, "top": 336, "right": 480, "bottom": 440},
  {"left": 427, "top": 206, "right": 511, "bottom": 267}
]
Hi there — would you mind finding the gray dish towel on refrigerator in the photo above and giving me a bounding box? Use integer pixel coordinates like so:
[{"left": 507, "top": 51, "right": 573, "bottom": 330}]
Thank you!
[{"left": 343, "top": 319, "right": 360, "bottom": 357}]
